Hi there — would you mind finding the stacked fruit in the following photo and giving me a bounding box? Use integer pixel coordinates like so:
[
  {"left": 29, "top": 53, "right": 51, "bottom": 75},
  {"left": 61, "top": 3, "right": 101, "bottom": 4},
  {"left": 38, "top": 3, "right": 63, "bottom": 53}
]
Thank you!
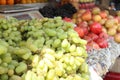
[
  {"left": 39, "top": 3, "right": 77, "bottom": 18},
  {"left": 79, "top": 0, "right": 95, "bottom": 3},
  {"left": 20, "top": 0, "right": 47, "bottom": 4},
  {"left": 0, "top": 17, "right": 89, "bottom": 80},
  {"left": 79, "top": 0, "right": 95, "bottom": 9},
  {"left": 72, "top": 7, "right": 111, "bottom": 50}
]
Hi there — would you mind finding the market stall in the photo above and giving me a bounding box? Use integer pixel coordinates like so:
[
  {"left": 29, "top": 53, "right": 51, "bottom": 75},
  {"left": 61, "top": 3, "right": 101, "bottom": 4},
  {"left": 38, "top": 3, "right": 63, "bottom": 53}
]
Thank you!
[{"left": 0, "top": 0, "right": 120, "bottom": 80}]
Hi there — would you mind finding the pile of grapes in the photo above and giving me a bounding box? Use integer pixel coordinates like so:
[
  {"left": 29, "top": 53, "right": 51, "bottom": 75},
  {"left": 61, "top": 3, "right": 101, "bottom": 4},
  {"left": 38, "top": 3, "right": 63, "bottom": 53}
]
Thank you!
[
  {"left": 0, "top": 17, "right": 89, "bottom": 80},
  {"left": 39, "top": 3, "right": 77, "bottom": 18}
]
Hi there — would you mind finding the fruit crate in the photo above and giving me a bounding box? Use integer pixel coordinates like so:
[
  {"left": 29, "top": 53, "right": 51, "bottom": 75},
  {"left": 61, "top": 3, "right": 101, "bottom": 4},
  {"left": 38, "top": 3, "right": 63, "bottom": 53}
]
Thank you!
[{"left": 103, "top": 72, "right": 120, "bottom": 80}]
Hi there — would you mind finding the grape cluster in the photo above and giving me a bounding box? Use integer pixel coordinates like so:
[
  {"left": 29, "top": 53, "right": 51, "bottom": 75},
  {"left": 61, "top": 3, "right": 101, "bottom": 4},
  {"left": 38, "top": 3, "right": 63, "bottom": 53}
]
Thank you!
[
  {"left": 39, "top": 3, "right": 77, "bottom": 18},
  {"left": 0, "top": 18, "right": 22, "bottom": 46},
  {"left": 0, "top": 17, "right": 89, "bottom": 80}
]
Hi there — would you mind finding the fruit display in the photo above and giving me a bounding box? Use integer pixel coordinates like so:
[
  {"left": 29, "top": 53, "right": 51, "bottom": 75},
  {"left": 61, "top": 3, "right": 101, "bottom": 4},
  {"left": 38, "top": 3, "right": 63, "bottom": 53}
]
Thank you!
[
  {"left": 0, "top": 17, "right": 89, "bottom": 80},
  {"left": 0, "top": 0, "right": 14, "bottom": 5},
  {"left": 39, "top": 3, "right": 77, "bottom": 18},
  {"left": 72, "top": 7, "right": 120, "bottom": 48},
  {"left": 79, "top": 0, "right": 95, "bottom": 3},
  {"left": 79, "top": 0, "right": 95, "bottom": 9},
  {"left": 20, "top": 0, "right": 47, "bottom": 4}
]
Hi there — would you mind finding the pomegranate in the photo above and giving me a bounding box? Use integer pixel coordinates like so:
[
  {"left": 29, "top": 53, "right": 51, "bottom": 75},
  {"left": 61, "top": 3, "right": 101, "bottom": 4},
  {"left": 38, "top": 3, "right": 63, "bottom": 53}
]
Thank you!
[{"left": 90, "top": 22, "right": 102, "bottom": 34}]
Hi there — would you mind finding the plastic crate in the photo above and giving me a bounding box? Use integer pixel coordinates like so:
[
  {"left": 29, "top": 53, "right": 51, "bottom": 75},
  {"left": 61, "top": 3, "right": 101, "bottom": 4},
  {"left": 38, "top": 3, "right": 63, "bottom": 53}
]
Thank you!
[{"left": 104, "top": 72, "right": 120, "bottom": 80}]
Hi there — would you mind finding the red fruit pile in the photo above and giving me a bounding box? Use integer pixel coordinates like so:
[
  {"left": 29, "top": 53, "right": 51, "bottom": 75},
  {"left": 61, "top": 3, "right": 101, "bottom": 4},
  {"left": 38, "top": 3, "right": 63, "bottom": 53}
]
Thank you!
[{"left": 73, "top": 7, "right": 120, "bottom": 44}]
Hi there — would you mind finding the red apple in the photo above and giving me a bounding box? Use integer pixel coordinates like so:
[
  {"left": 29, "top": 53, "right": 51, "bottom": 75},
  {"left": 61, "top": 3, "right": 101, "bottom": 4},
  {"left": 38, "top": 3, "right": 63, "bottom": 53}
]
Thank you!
[
  {"left": 83, "top": 36, "right": 92, "bottom": 43},
  {"left": 99, "top": 32, "right": 109, "bottom": 39},
  {"left": 63, "top": 17, "right": 72, "bottom": 22},
  {"left": 87, "top": 41, "right": 100, "bottom": 50},
  {"left": 77, "top": 21, "right": 88, "bottom": 27},
  {"left": 80, "top": 27, "right": 89, "bottom": 35},
  {"left": 87, "top": 33, "right": 99, "bottom": 41},
  {"left": 100, "top": 11, "right": 108, "bottom": 19},
  {"left": 96, "top": 38, "right": 108, "bottom": 48},
  {"left": 74, "top": 27, "right": 84, "bottom": 38}
]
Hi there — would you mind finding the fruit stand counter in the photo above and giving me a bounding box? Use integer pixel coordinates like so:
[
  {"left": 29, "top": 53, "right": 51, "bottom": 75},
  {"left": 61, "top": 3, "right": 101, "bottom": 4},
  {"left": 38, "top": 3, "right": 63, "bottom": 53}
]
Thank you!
[{"left": 87, "top": 39, "right": 120, "bottom": 80}]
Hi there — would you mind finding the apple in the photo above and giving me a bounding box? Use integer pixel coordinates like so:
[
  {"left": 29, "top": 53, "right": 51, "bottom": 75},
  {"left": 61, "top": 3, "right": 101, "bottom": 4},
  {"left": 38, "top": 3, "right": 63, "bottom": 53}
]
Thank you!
[
  {"left": 99, "top": 32, "right": 109, "bottom": 39},
  {"left": 77, "top": 21, "right": 88, "bottom": 27},
  {"left": 74, "top": 27, "right": 84, "bottom": 38},
  {"left": 88, "top": 20, "right": 94, "bottom": 25},
  {"left": 82, "top": 10, "right": 92, "bottom": 21},
  {"left": 102, "top": 27, "right": 107, "bottom": 33},
  {"left": 76, "top": 18, "right": 82, "bottom": 24},
  {"left": 105, "top": 19, "right": 115, "bottom": 28},
  {"left": 92, "top": 7, "right": 101, "bottom": 15},
  {"left": 96, "top": 38, "right": 108, "bottom": 48},
  {"left": 87, "top": 41, "right": 100, "bottom": 50},
  {"left": 93, "top": 15, "right": 102, "bottom": 22},
  {"left": 87, "top": 33, "right": 98, "bottom": 41},
  {"left": 63, "top": 17, "right": 72, "bottom": 22},
  {"left": 114, "top": 33, "right": 120, "bottom": 43},
  {"left": 100, "top": 11, "right": 108, "bottom": 19},
  {"left": 99, "top": 19, "right": 106, "bottom": 25},
  {"left": 83, "top": 36, "right": 92, "bottom": 43},
  {"left": 107, "top": 28, "right": 116, "bottom": 36},
  {"left": 117, "top": 24, "right": 120, "bottom": 32},
  {"left": 78, "top": 9, "right": 86, "bottom": 14}
]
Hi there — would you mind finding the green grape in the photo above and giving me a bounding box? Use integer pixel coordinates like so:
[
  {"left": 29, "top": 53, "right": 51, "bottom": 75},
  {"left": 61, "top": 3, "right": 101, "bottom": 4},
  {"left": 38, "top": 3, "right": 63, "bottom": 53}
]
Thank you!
[
  {"left": 0, "top": 58, "right": 2, "bottom": 64},
  {"left": 61, "top": 39, "right": 69, "bottom": 48},
  {"left": 1, "top": 63, "right": 8, "bottom": 67},
  {"left": 0, "top": 66, "right": 8, "bottom": 74},
  {"left": 72, "top": 37, "right": 81, "bottom": 43},
  {"left": 44, "top": 28, "right": 57, "bottom": 37},
  {"left": 69, "top": 56, "right": 75, "bottom": 66},
  {"left": 43, "top": 58, "right": 55, "bottom": 69},
  {"left": 55, "top": 50, "right": 64, "bottom": 60},
  {"left": 1, "top": 74, "right": 9, "bottom": 80},
  {"left": 76, "top": 47, "right": 84, "bottom": 56},
  {"left": 8, "top": 64, "right": 15, "bottom": 70},
  {"left": 15, "top": 62, "right": 27, "bottom": 74},
  {"left": 10, "top": 75, "right": 22, "bottom": 80},
  {"left": 8, "top": 69, "right": 14, "bottom": 76},
  {"left": 25, "top": 71, "right": 32, "bottom": 80},
  {"left": 21, "top": 51, "right": 32, "bottom": 60},
  {"left": 66, "top": 76, "right": 74, "bottom": 80},
  {"left": 52, "top": 39, "right": 61, "bottom": 48},
  {"left": 10, "top": 60, "right": 19, "bottom": 67},
  {"left": 57, "top": 33, "right": 68, "bottom": 40},
  {"left": 81, "top": 73, "right": 90, "bottom": 80},
  {"left": 46, "top": 69, "right": 55, "bottom": 80},
  {"left": 69, "top": 44, "right": 76, "bottom": 52},
  {"left": 3, "top": 31, "right": 9, "bottom": 37},
  {"left": 73, "top": 74, "right": 83, "bottom": 80},
  {"left": 2, "top": 53, "right": 12, "bottom": 63},
  {"left": 31, "top": 71, "right": 38, "bottom": 80},
  {"left": 32, "top": 55, "right": 40, "bottom": 67},
  {"left": 80, "top": 63, "right": 89, "bottom": 73},
  {"left": 37, "top": 76, "right": 45, "bottom": 80},
  {"left": 0, "top": 45, "right": 7, "bottom": 55},
  {"left": 45, "top": 39, "right": 53, "bottom": 47},
  {"left": 44, "top": 53, "right": 55, "bottom": 62}
]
